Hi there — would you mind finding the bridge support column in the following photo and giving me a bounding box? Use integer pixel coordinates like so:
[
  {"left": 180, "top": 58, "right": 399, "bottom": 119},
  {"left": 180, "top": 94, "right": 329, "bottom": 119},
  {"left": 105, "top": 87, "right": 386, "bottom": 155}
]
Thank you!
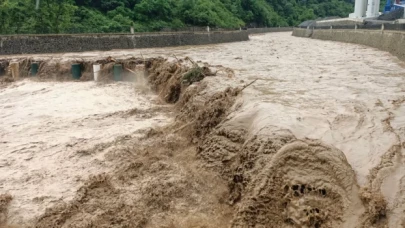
[
  {"left": 366, "top": 0, "right": 381, "bottom": 18},
  {"left": 350, "top": 0, "right": 367, "bottom": 18}
]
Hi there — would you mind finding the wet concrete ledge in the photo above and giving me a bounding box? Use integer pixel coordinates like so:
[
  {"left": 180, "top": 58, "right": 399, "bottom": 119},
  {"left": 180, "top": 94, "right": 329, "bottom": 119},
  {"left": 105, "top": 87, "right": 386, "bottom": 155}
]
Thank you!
[
  {"left": 247, "top": 27, "right": 293, "bottom": 34},
  {"left": 0, "top": 31, "right": 250, "bottom": 55},
  {"left": 292, "top": 28, "right": 405, "bottom": 60}
]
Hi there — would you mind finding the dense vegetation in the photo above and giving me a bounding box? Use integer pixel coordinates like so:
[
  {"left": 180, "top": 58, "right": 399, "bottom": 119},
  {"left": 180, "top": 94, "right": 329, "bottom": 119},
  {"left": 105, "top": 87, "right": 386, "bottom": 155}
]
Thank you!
[{"left": 0, "top": 0, "right": 354, "bottom": 34}]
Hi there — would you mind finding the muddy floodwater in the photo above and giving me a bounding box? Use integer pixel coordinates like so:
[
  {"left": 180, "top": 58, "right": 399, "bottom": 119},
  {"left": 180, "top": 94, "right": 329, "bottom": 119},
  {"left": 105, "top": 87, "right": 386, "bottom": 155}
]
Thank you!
[{"left": 1, "top": 32, "right": 405, "bottom": 227}]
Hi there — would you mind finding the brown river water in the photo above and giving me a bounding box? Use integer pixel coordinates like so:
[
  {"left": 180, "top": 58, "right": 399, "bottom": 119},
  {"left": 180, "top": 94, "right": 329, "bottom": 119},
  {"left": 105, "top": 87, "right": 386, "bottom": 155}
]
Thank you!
[{"left": 1, "top": 32, "right": 405, "bottom": 227}]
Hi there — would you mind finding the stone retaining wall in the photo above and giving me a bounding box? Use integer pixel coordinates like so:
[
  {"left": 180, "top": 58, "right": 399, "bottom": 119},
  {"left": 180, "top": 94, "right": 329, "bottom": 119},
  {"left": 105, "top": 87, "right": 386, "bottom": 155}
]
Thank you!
[
  {"left": 0, "top": 31, "right": 249, "bottom": 55},
  {"left": 292, "top": 28, "right": 405, "bottom": 60}
]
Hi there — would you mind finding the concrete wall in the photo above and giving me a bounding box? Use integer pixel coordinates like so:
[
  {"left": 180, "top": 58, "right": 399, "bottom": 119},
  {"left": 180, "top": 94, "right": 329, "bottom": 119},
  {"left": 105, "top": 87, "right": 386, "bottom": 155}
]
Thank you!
[
  {"left": 292, "top": 28, "right": 313, "bottom": 37},
  {"left": 315, "top": 18, "right": 363, "bottom": 27},
  {"left": 247, "top": 27, "right": 293, "bottom": 34},
  {"left": 0, "top": 31, "right": 249, "bottom": 55},
  {"left": 292, "top": 28, "right": 405, "bottom": 60}
]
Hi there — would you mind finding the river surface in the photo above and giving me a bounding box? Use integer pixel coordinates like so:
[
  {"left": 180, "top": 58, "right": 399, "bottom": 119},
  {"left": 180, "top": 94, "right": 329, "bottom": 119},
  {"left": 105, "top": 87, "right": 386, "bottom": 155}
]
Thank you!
[
  {"left": 131, "top": 32, "right": 405, "bottom": 227},
  {"left": 2, "top": 32, "right": 405, "bottom": 226}
]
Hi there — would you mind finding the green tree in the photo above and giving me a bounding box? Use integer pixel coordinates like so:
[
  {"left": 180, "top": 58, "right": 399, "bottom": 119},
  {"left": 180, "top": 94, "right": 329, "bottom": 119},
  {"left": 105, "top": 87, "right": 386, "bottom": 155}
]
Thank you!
[
  {"left": 181, "top": 0, "right": 243, "bottom": 28},
  {"left": 30, "top": 0, "right": 77, "bottom": 33},
  {"left": 0, "top": 0, "right": 32, "bottom": 34},
  {"left": 1, "top": 0, "right": 355, "bottom": 34}
]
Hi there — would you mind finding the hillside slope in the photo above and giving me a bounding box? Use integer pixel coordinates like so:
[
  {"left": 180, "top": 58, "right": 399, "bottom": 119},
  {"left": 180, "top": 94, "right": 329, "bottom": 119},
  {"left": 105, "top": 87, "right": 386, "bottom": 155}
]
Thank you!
[{"left": 0, "top": 0, "right": 353, "bottom": 34}]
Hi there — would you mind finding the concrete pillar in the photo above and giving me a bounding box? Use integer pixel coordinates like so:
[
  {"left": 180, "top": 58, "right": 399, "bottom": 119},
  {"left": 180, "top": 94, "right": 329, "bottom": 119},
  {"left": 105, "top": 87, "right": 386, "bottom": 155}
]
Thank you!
[
  {"left": 366, "top": 0, "right": 381, "bottom": 17},
  {"left": 366, "top": 0, "right": 374, "bottom": 17},
  {"left": 206, "top": 26, "right": 210, "bottom": 33},
  {"left": 381, "top": 23, "right": 385, "bottom": 32},
  {"left": 130, "top": 26, "right": 134, "bottom": 34},
  {"left": 9, "top": 62, "right": 19, "bottom": 80},
  {"left": 113, "top": 64, "right": 123, "bottom": 81},
  {"left": 71, "top": 64, "right": 82, "bottom": 80},
  {"left": 351, "top": 0, "right": 367, "bottom": 18},
  {"left": 93, "top": 64, "right": 101, "bottom": 81},
  {"left": 374, "top": 0, "right": 381, "bottom": 16},
  {"left": 31, "top": 62, "right": 39, "bottom": 76},
  {"left": 364, "top": 0, "right": 369, "bottom": 16}
]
